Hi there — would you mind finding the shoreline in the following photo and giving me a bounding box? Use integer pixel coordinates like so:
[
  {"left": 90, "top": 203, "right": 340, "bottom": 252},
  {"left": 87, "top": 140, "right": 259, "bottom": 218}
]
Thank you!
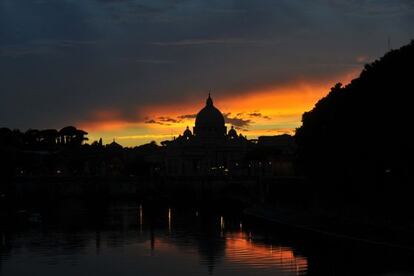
[{"left": 244, "top": 204, "right": 414, "bottom": 251}]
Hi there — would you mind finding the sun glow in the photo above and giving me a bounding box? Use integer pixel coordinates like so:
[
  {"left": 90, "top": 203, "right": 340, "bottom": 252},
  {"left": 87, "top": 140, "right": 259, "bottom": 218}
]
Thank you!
[{"left": 81, "top": 69, "right": 359, "bottom": 146}]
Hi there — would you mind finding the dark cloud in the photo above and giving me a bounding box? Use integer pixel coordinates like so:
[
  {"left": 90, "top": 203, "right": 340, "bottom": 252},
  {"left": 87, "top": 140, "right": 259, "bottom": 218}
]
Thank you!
[
  {"left": 144, "top": 116, "right": 182, "bottom": 125},
  {"left": 248, "top": 112, "right": 261, "bottom": 117},
  {"left": 94, "top": 0, "right": 190, "bottom": 22},
  {"left": 0, "top": 39, "right": 99, "bottom": 58},
  {"left": 158, "top": 116, "right": 181, "bottom": 123},
  {"left": 97, "top": 0, "right": 131, "bottom": 3},
  {"left": 145, "top": 119, "right": 167, "bottom": 125},
  {"left": 236, "top": 111, "right": 271, "bottom": 120},
  {"left": 1, "top": 0, "right": 413, "bottom": 129},
  {"left": 223, "top": 113, "right": 252, "bottom": 128},
  {"left": 145, "top": 111, "right": 253, "bottom": 129},
  {"left": 152, "top": 38, "right": 279, "bottom": 47},
  {"left": 177, "top": 114, "right": 197, "bottom": 119},
  {"left": 133, "top": 59, "right": 175, "bottom": 64},
  {"left": 248, "top": 112, "right": 271, "bottom": 120}
]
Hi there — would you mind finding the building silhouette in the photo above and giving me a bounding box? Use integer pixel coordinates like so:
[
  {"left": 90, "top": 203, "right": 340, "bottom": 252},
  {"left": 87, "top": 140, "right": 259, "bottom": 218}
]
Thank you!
[{"left": 161, "top": 94, "right": 252, "bottom": 176}]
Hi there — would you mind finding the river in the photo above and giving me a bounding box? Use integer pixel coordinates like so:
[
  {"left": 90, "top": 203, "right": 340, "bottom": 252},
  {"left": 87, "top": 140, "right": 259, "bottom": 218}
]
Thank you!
[{"left": 1, "top": 201, "right": 414, "bottom": 275}]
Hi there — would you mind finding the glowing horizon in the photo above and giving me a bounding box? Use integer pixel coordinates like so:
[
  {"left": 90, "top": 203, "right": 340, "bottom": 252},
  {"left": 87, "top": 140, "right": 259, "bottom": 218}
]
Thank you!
[
  {"left": 2, "top": 1, "right": 413, "bottom": 139},
  {"left": 80, "top": 69, "right": 359, "bottom": 147}
]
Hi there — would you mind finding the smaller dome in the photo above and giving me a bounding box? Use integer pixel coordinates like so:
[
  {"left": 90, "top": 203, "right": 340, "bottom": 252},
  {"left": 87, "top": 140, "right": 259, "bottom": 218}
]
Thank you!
[
  {"left": 183, "top": 126, "right": 192, "bottom": 137},
  {"left": 107, "top": 139, "right": 123, "bottom": 150},
  {"left": 228, "top": 126, "right": 238, "bottom": 138}
]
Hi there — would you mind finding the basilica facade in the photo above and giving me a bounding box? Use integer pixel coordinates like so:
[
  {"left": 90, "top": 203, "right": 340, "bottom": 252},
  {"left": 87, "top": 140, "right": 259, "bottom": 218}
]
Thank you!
[{"left": 161, "top": 94, "right": 252, "bottom": 176}]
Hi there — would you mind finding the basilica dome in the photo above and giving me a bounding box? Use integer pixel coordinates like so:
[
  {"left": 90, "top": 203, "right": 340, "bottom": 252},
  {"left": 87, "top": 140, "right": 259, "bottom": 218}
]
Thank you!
[
  {"left": 195, "top": 94, "right": 225, "bottom": 127},
  {"left": 194, "top": 94, "right": 226, "bottom": 138}
]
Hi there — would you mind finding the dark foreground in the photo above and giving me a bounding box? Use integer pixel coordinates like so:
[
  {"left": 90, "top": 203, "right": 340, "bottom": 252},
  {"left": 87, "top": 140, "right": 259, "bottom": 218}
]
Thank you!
[{"left": 1, "top": 200, "right": 414, "bottom": 276}]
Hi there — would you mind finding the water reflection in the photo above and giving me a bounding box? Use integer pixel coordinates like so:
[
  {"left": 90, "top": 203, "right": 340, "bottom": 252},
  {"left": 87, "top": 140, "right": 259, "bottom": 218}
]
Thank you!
[
  {"left": 1, "top": 202, "right": 414, "bottom": 276},
  {"left": 139, "top": 204, "right": 143, "bottom": 233},
  {"left": 220, "top": 216, "right": 225, "bottom": 238},
  {"left": 168, "top": 208, "right": 172, "bottom": 233},
  {"left": 225, "top": 232, "right": 307, "bottom": 274}
]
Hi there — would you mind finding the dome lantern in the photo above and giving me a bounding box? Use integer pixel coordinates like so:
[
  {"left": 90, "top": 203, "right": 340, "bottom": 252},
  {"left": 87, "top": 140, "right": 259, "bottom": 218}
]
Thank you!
[{"left": 206, "top": 93, "right": 213, "bottom": 107}]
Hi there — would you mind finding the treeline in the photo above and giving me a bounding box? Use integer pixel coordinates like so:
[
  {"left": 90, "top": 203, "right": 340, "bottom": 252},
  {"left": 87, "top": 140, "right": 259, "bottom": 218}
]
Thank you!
[
  {"left": 0, "top": 126, "right": 162, "bottom": 180},
  {"left": 295, "top": 41, "right": 414, "bottom": 219},
  {"left": 0, "top": 126, "right": 88, "bottom": 149}
]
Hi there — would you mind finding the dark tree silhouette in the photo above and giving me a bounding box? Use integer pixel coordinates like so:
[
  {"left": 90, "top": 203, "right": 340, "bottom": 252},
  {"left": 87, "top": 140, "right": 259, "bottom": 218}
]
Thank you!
[
  {"left": 24, "top": 129, "right": 40, "bottom": 146},
  {"left": 296, "top": 40, "right": 414, "bottom": 218},
  {"left": 60, "top": 126, "right": 78, "bottom": 145},
  {"left": 74, "top": 129, "right": 89, "bottom": 145},
  {"left": 40, "top": 129, "right": 59, "bottom": 146}
]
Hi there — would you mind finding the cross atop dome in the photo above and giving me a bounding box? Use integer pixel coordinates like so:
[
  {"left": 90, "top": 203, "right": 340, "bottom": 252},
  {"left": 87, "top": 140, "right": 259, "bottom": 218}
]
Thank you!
[{"left": 206, "top": 92, "right": 213, "bottom": 107}]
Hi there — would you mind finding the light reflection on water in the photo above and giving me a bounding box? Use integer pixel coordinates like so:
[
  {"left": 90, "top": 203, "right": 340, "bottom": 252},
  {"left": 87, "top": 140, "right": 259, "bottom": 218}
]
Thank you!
[
  {"left": 139, "top": 204, "right": 143, "bottom": 233},
  {"left": 1, "top": 202, "right": 414, "bottom": 276},
  {"left": 168, "top": 208, "right": 172, "bottom": 233},
  {"left": 0, "top": 203, "right": 306, "bottom": 276},
  {"left": 224, "top": 232, "right": 307, "bottom": 273}
]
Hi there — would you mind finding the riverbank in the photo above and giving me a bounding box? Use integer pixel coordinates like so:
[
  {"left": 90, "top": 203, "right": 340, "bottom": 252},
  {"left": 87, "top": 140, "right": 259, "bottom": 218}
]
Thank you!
[
  {"left": 244, "top": 204, "right": 414, "bottom": 251},
  {"left": 0, "top": 175, "right": 259, "bottom": 213}
]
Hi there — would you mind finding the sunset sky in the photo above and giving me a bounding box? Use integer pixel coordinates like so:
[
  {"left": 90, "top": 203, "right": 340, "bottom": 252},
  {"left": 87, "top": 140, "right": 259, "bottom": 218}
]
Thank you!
[{"left": 1, "top": 0, "right": 413, "bottom": 146}]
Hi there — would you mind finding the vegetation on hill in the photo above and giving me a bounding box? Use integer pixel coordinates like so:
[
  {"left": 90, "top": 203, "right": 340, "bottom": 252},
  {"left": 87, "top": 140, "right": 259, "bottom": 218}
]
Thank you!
[{"left": 296, "top": 41, "right": 414, "bottom": 218}]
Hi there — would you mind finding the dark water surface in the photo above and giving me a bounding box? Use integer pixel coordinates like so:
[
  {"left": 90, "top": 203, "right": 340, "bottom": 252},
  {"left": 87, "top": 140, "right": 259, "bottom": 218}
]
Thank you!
[{"left": 1, "top": 201, "right": 414, "bottom": 276}]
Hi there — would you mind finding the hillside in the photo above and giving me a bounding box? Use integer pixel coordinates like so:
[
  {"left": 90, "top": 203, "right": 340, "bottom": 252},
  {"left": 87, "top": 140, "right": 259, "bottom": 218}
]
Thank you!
[{"left": 295, "top": 41, "right": 414, "bottom": 216}]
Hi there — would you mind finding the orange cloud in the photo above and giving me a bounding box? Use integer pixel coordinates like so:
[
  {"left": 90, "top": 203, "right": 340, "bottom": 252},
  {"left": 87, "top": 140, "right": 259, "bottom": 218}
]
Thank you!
[
  {"left": 80, "top": 68, "right": 360, "bottom": 146},
  {"left": 79, "top": 119, "right": 136, "bottom": 132}
]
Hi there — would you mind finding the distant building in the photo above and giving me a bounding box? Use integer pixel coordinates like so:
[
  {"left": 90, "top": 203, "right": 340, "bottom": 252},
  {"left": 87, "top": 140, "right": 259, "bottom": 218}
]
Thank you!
[
  {"left": 161, "top": 94, "right": 252, "bottom": 176},
  {"left": 257, "top": 135, "right": 297, "bottom": 155},
  {"left": 249, "top": 135, "right": 297, "bottom": 176}
]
